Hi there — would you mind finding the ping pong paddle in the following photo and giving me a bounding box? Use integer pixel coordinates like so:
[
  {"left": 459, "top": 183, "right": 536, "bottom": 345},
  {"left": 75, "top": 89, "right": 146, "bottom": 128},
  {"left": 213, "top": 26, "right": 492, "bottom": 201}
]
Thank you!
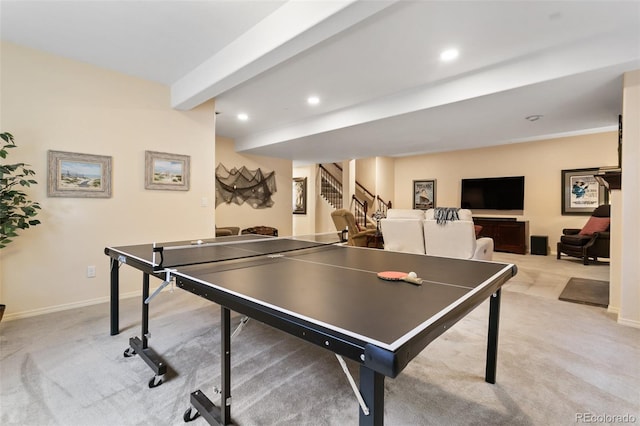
[{"left": 377, "top": 271, "right": 422, "bottom": 286}]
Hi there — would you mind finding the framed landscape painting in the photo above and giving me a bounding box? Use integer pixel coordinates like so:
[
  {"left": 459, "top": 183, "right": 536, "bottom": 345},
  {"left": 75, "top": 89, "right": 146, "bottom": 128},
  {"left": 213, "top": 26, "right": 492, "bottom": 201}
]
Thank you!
[
  {"left": 47, "top": 150, "right": 112, "bottom": 198},
  {"left": 413, "top": 179, "right": 436, "bottom": 210},
  {"left": 145, "top": 151, "right": 190, "bottom": 191}
]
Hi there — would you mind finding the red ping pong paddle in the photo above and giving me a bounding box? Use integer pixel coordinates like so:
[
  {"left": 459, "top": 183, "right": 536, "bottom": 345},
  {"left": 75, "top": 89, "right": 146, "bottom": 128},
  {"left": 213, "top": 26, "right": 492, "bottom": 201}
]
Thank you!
[{"left": 377, "top": 271, "right": 422, "bottom": 286}]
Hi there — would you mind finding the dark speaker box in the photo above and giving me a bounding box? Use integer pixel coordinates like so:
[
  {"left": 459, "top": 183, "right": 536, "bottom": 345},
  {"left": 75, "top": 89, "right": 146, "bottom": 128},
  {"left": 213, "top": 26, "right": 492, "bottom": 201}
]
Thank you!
[{"left": 530, "top": 235, "right": 548, "bottom": 255}]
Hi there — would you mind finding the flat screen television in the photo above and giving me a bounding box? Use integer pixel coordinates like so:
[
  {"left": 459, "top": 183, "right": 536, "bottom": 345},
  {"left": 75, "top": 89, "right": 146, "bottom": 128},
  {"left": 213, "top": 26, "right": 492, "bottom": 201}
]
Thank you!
[{"left": 461, "top": 176, "right": 525, "bottom": 210}]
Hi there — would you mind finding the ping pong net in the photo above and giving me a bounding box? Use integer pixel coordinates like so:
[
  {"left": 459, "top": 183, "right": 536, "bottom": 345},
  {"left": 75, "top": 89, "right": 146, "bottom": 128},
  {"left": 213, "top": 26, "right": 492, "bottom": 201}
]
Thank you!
[{"left": 150, "top": 233, "right": 341, "bottom": 272}]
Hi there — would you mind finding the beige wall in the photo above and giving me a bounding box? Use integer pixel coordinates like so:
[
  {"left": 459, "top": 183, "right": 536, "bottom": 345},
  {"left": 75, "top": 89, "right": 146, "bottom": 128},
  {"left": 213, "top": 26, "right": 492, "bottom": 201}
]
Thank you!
[
  {"left": 355, "top": 156, "right": 395, "bottom": 212},
  {"left": 356, "top": 157, "right": 376, "bottom": 195},
  {"left": 315, "top": 196, "right": 335, "bottom": 234},
  {"left": 375, "top": 157, "right": 395, "bottom": 209},
  {"left": 215, "top": 137, "right": 292, "bottom": 235},
  {"left": 394, "top": 132, "right": 618, "bottom": 251},
  {"left": 293, "top": 165, "right": 316, "bottom": 236},
  {"left": 618, "top": 69, "right": 640, "bottom": 326},
  {"left": 308, "top": 135, "right": 618, "bottom": 248},
  {"left": 0, "top": 42, "right": 216, "bottom": 319}
]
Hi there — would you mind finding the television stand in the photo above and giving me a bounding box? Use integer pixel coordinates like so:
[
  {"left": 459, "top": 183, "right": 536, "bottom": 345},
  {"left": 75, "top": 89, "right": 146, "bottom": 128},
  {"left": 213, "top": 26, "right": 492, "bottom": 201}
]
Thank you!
[{"left": 473, "top": 218, "right": 529, "bottom": 254}]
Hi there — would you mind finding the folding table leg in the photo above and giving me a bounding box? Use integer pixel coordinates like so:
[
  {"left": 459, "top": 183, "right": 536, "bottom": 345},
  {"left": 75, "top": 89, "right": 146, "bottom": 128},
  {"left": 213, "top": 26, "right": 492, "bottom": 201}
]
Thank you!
[
  {"left": 185, "top": 306, "right": 233, "bottom": 425},
  {"left": 123, "top": 272, "right": 167, "bottom": 388},
  {"left": 142, "top": 273, "right": 150, "bottom": 348},
  {"left": 220, "top": 307, "right": 232, "bottom": 423},
  {"left": 358, "top": 366, "right": 384, "bottom": 426},
  {"left": 485, "top": 289, "right": 501, "bottom": 384},
  {"left": 110, "top": 258, "right": 120, "bottom": 335}
]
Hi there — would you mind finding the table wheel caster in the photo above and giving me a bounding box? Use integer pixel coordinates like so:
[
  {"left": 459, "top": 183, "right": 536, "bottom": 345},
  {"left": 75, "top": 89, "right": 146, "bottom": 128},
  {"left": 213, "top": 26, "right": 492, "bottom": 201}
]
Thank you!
[
  {"left": 183, "top": 407, "right": 200, "bottom": 422},
  {"left": 148, "top": 375, "right": 163, "bottom": 388},
  {"left": 123, "top": 347, "right": 135, "bottom": 358}
]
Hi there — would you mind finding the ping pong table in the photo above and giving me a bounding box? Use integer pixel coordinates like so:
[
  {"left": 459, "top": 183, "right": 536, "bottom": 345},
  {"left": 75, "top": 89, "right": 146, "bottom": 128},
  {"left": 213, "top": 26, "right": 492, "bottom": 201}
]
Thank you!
[{"left": 105, "top": 234, "right": 517, "bottom": 426}]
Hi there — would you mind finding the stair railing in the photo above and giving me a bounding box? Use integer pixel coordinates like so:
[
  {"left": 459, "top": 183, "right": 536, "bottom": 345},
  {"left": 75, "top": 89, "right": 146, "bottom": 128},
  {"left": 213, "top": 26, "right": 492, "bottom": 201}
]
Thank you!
[
  {"left": 351, "top": 195, "right": 369, "bottom": 229},
  {"left": 332, "top": 163, "right": 375, "bottom": 209},
  {"left": 376, "top": 196, "right": 392, "bottom": 217},
  {"left": 319, "top": 163, "right": 387, "bottom": 227},
  {"left": 318, "top": 164, "right": 343, "bottom": 209}
]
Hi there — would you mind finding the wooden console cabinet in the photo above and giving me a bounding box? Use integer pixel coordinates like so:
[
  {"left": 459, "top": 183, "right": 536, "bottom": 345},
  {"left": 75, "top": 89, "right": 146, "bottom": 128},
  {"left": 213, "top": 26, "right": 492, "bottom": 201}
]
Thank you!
[{"left": 473, "top": 218, "right": 529, "bottom": 254}]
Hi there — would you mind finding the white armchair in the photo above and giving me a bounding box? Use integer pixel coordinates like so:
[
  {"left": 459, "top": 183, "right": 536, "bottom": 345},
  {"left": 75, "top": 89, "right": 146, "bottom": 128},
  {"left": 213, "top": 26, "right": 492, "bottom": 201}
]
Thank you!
[
  {"left": 423, "top": 208, "right": 494, "bottom": 261},
  {"left": 380, "top": 209, "right": 426, "bottom": 254}
]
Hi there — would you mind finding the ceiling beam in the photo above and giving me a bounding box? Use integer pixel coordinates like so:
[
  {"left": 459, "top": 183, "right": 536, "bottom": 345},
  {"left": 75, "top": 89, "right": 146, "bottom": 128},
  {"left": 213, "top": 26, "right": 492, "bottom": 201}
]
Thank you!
[
  {"left": 234, "top": 29, "right": 639, "bottom": 153},
  {"left": 171, "top": 0, "right": 399, "bottom": 110}
]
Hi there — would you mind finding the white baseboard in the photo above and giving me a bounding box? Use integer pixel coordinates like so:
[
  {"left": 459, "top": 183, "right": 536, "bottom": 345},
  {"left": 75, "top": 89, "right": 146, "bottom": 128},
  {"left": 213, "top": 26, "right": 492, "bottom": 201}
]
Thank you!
[
  {"left": 1, "top": 290, "right": 142, "bottom": 322},
  {"left": 606, "top": 307, "right": 640, "bottom": 328},
  {"left": 617, "top": 317, "right": 640, "bottom": 329}
]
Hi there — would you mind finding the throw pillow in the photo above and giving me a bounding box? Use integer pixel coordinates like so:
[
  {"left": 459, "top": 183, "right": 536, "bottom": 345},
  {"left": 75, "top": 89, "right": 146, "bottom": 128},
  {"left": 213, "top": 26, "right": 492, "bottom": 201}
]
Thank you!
[{"left": 579, "top": 216, "right": 610, "bottom": 236}]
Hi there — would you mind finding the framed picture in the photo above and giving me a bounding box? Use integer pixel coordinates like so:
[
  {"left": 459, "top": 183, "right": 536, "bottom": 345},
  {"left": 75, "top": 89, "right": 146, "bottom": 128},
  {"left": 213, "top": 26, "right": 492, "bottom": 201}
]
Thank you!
[
  {"left": 413, "top": 179, "right": 436, "bottom": 210},
  {"left": 561, "top": 168, "right": 608, "bottom": 215},
  {"left": 47, "top": 150, "right": 112, "bottom": 198},
  {"left": 292, "top": 177, "right": 307, "bottom": 214},
  {"left": 145, "top": 150, "right": 190, "bottom": 191}
]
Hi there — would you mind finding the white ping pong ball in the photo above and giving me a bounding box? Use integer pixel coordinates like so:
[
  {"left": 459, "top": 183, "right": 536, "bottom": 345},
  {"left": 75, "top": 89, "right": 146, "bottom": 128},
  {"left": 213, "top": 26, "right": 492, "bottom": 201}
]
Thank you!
[
  {"left": 197, "top": 240, "right": 203, "bottom": 244},
  {"left": 408, "top": 272, "right": 417, "bottom": 278}
]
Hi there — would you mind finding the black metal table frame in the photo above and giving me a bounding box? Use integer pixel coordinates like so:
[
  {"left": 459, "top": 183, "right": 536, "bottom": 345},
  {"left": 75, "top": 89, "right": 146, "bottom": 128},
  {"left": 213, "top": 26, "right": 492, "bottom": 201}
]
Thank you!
[
  {"left": 107, "top": 248, "right": 509, "bottom": 426},
  {"left": 109, "top": 256, "right": 170, "bottom": 388}
]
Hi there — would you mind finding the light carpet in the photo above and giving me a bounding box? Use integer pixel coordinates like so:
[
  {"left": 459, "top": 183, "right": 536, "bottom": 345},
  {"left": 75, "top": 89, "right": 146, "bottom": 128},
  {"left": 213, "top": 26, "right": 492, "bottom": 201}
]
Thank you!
[{"left": 1, "top": 288, "right": 639, "bottom": 425}]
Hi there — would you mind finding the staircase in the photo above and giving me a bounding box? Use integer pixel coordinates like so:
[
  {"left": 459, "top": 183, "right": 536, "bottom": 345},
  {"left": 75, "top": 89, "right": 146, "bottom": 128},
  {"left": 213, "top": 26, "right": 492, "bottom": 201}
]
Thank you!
[
  {"left": 319, "top": 164, "right": 343, "bottom": 209},
  {"left": 318, "top": 164, "right": 392, "bottom": 229}
]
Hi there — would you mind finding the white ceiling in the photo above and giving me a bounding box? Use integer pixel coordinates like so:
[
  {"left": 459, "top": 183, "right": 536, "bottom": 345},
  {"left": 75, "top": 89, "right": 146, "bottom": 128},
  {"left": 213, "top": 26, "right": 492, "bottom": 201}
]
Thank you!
[{"left": 2, "top": 1, "right": 639, "bottom": 165}]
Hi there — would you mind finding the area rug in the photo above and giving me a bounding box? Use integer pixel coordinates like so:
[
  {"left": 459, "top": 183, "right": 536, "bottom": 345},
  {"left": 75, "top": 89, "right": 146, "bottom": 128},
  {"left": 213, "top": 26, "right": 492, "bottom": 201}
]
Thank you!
[{"left": 559, "top": 277, "right": 609, "bottom": 308}]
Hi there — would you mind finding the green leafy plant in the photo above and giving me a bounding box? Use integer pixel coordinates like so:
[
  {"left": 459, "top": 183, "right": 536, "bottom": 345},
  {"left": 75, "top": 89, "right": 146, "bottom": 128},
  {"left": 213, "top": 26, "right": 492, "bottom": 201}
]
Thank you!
[{"left": 1, "top": 132, "right": 41, "bottom": 248}]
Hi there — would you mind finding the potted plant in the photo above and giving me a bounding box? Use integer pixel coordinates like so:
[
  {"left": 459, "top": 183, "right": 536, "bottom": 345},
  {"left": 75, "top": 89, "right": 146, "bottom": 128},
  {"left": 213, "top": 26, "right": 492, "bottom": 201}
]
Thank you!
[{"left": 1, "top": 132, "right": 42, "bottom": 321}]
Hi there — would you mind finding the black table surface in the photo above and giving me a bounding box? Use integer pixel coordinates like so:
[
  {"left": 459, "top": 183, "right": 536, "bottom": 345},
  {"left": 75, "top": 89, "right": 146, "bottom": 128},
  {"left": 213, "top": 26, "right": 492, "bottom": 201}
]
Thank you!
[{"left": 155, "top": 241, "right": 517, "bottom": 351}]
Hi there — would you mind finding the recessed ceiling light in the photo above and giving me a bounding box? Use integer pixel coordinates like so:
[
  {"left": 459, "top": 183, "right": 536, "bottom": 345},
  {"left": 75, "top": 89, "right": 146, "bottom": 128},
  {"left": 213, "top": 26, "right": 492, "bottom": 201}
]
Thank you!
[
  {"left": 237, "top": 113, "right": 249, "bottom": 121},
  {"left": 307, "top": 96, "right": 320, "bottom": 105},
  {"left": 525, "top": 115, "right": 543, "bottom": 122},
  {"left": 440, "top": 48, "right": 459, "bottom": 62}
]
